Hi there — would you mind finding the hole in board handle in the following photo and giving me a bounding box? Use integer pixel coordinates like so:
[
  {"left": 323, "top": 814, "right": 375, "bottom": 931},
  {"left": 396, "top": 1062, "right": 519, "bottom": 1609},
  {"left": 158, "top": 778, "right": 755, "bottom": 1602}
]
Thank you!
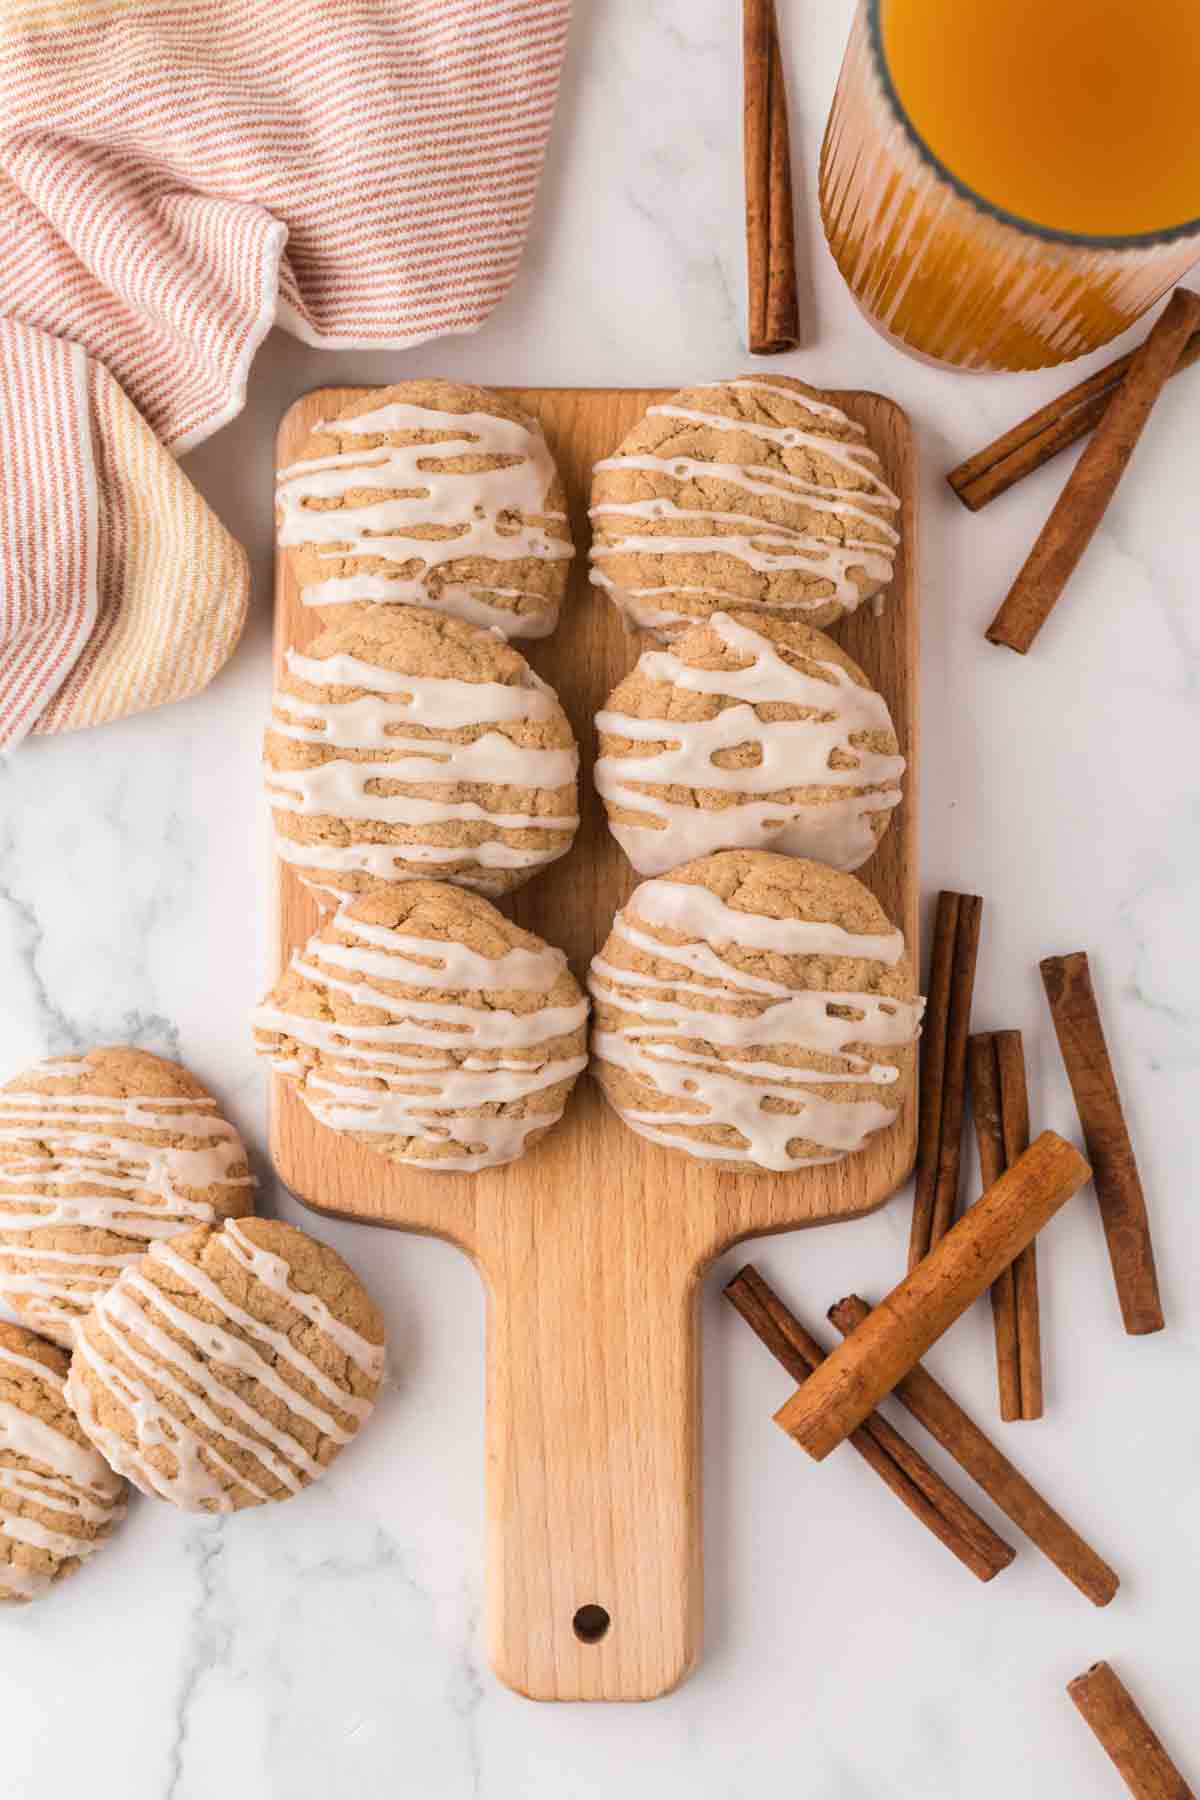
[{"left": 572, "top": 1604, "right": 611, "bottom": 1644}]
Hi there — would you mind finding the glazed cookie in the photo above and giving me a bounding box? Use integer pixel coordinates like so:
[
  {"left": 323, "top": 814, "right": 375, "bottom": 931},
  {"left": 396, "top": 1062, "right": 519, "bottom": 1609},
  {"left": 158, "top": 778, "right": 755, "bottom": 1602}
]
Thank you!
[
  {"left": 67, "top": 1217, "right": 385, "bottom": 1514},
  {"left": 589, "top": 375, "right": 900, "bottom": 638},
  {"left": 588, "top": 850, "right": 923, "bottom": 1171},
  {"left": 0, "top": 1322, "right": 126, "bottom": 1603},
  {"left": 595, "top": 610, "right": 904, "bottom": 876},
  {"left": 254, "top": 885, "right": 589, "bottom": 1172},
  {"left": 276, "top": 380, "right": 574, "bottom": 639},
  {"left": 0, "top": 1049, "right": 255, "bottom": 1346},
  {"left": 265, "top": 607, "right": 580, "bottom": 901}
]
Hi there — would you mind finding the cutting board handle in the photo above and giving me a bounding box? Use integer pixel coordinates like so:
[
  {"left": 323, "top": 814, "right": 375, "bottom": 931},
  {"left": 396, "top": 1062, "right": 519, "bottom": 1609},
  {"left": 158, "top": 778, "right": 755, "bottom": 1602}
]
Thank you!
[{"left": 480, "top": 1198, "right": 703, "bottom": 1702}]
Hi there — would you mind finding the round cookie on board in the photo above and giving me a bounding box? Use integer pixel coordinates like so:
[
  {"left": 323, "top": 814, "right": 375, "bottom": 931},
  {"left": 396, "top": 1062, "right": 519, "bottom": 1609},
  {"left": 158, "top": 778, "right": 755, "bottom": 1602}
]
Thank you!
[
  {"left": 588, "top": 375, "right": 900, "bottom": 638},
  {"left": 254, "top": 884, "right": 589, "bottom": 1173},
  {"left": 276, "top": 379, "right": 575, "bottom": 640},
  {"left": 588, "top": 850, "right": 923, "bottom": 1173},
  {"left": 67, "top": 1217, "right": 385, "bottom": 1514},
  {"left": 595, "top": 610, "right": 904, "bottom": 876},
  {"left": 0, "top": 1321, "right": 126, "bottom": 1603},
  {"left": 0, "top": 1049, "right": 255, "bottom": 1347},
  {"left": 265, "top": 607, "right": 580, "bottom": 902}
]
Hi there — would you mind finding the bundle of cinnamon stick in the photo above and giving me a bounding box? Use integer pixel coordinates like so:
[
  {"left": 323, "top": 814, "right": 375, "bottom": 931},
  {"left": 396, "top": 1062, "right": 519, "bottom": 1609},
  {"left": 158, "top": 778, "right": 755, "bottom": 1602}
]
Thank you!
[
  {"left": 724, "top": 911, "right": 1166, "bottom": 1619},
  {"left": 910, "top": 898, "right": 1163, "bottom": 1421},
  {"left": 949, "top": 286, "right": 1200, "bottom": 654},
  {"left": 728, "top": 1248, "right": 1193, "bottom": 1792},
  {"left": 727, "top": 1254, "right": 1118, "bottom": 1606}
]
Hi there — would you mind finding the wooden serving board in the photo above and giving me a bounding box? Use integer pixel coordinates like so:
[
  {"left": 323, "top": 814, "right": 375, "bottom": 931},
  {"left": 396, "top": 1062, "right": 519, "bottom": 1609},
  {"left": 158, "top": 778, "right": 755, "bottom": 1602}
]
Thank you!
[{"left": 270, "top": 386, "right": 918, "bottom": 1702}]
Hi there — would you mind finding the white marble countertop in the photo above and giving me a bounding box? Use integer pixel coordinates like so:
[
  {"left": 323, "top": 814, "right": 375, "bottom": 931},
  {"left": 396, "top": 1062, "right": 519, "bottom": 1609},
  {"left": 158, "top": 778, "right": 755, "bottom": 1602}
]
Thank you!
[{"left": 2, "top": 2, "right": 1198, "bottom": 1794}]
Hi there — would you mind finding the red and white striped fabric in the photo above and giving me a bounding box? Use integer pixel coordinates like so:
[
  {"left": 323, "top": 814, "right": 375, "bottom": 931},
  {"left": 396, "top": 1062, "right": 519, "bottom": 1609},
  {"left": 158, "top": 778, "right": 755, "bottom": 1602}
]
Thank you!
[
  {"left": 0, "top": 320, "right": 97, "bottom": 745},
  {"left": 0, "top": 0, "right": 569, "bottom": 747}
]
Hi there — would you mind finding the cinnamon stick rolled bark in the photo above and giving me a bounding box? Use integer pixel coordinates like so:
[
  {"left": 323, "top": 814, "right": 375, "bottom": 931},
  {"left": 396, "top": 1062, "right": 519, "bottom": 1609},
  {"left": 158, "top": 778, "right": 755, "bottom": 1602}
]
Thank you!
[
  {"left": 725, "top": 1267, "right": 1014, "bottom": 1582},
  {"left": 947, "top": 327, "right": 1200, "bottom": 512},
  {"left": 1068, "top": 1662, "right": 1193, "bottom": 1799},
  {"left": 987, "top": 287, "right": 1200, "bottom": 654},
  {"left": 829, "top": 1295, "right": 1118, "bottom": 1607},
  {"left": 775, "top": 1132, "right": 1090, "bottom": 1461},
  {"left": 1041, "top": 952, "right": 1164, "bottom": 1335},
  {"left": 968, "top": 1033, "right": 1020, "bottom": 1419},
  {"left": 910, "top": 892, "right": 959, "bottom": 1264},
  {"left": 995, "top": 1031, "right": 1043, "bottom": 1417},
  {"left": 743, "top": 0, "right": 800, "bottom": 354},
  {"left": 969, "top": 1031, "right": 1042, "bottom": 1419},
  {"left": 909, "top": 893, "right": 983, "bottom": 1269},
  {"left": 930, "top": 895, "right": 984, "bottom": 1244}
]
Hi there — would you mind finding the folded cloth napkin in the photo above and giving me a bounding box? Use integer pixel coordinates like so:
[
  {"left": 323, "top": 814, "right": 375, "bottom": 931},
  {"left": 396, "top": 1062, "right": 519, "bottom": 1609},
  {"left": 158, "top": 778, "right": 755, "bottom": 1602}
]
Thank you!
[
  {"left": 0, "top": 0, "right": 570, "bottom": 748},
  {"left": 0, "top": 318, "right": 250, "bottom": 747}
]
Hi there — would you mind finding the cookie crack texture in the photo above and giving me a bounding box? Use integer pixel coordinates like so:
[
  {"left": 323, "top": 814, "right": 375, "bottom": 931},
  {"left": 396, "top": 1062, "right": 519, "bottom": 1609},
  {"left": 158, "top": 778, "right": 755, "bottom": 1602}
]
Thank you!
[
  {"left": 595, "top": 612, "right": 903, "bottom": 876},
  {"left": 588, "top": 376, "right": 900, "bottom": 639},
  {"left": 0, "top": 1049, "right": 255, "bottom": 1346},
  {"left": 254, "top": 885, "right": 589, "bottom": 1173},
  {"left": 66, "top": 1218, "right": 385, "bottom": 1514},
  {"left": 277, "top": 381, "right": 574, "bottom": 640},
  {"left": 265, "top": 607, "right": 580, "bottom": 903},
  {"left": 588, "top": 851, "right": 922, "bottom": 1173}
]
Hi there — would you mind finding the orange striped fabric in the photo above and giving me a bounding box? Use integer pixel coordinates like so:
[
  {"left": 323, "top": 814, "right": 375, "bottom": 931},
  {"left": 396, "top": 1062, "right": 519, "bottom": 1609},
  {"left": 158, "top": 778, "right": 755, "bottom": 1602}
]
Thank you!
[
  {"left": 34, "top": 354, "right": 251, "bottom": 737},
  {"left": 0, "top": 319, "right": 250, "bottom": 749},
  {"left": 0, "top": 0, "right": 569, "bottom": 746}
]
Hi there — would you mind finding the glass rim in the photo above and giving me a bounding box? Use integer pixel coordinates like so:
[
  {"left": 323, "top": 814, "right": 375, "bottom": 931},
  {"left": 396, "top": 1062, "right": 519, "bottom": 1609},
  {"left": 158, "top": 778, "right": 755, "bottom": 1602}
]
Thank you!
[{"left": 866, "top": 0, "right": 1200, "bottom": 252}]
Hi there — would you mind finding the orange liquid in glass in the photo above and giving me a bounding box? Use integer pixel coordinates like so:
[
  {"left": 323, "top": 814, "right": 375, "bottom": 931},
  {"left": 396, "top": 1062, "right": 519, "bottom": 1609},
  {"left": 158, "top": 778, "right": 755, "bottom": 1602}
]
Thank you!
[{"left": 881, "top": 0, "right": 1200, "bottom": 238}]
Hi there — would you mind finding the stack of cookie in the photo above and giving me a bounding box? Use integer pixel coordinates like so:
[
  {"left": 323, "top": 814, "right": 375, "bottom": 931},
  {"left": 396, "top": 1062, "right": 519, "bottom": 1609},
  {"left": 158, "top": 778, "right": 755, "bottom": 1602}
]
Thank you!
[
  {"left": 585, "top": 376, "right": 923, "bottom": 1172},
  {"left": 0, "top": 1047, "right": 387, "bottom": 1598},
  {"left": 258, "top": 383, "right": 591, "bottom": 1173}
]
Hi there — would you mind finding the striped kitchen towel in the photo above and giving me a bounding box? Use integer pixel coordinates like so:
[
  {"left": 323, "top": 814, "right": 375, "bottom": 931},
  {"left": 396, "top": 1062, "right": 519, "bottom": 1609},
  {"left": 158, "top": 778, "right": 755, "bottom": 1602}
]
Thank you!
[
  {"left": 0, "top": 319, "right": 250, "bottom": 748},
  {"left": 0, "top": 0, "right": 570, "bottom": 747}
]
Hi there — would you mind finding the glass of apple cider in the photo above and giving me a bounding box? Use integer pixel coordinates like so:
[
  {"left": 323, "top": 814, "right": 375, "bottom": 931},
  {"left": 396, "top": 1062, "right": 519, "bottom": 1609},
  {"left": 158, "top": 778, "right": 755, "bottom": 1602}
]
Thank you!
[{"left": 820, "top": 0, "right": 1200, "bottom": 371}]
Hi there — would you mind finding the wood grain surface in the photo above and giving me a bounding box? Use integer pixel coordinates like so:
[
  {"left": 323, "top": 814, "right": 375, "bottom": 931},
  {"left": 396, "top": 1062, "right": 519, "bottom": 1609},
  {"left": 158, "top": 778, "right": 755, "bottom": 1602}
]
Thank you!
[{"left": 270, "top": 384, "right": 918, "bottom": 1701}]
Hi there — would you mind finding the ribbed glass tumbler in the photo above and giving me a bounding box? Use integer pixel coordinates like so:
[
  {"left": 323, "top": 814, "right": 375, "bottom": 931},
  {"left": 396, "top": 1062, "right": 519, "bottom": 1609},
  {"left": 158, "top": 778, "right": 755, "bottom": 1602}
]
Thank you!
[{"left": 820, "top": 2, "right": 1200, "bottom": 372}]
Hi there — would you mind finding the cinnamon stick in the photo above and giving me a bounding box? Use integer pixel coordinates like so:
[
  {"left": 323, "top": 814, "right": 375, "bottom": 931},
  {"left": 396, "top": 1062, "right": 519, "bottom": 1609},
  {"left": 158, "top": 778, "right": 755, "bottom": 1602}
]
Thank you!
[
  {"left": 829, "top": 1295, "right": 1117, "bottom": 1607},
  {"left": 947, "top": 326, "right": 1200, "bottom": 512},
  {"left": 995, "top": 1030, "right": 1043, "bottom": 1418},
  {"left": 1041, "top": 952, "right": 1164, "bottom": 1335},
  {"left": 968, "top": 1031, "right": 1042, "bottom": 1419},
  {"left": 930, "top": 895, "right": 984, "bottom": 1243},
  {"left": 909, "top": 892, "right": 983, "bottom": 1269},
  {"left": 987, "top": 287, "right": 1200, "bottom": 654},
  {"left": 775, "top": 1132, "right": 1090, "bottom": 1461},
  {"left": 724, "top": 1266, "right": 1014, "bottom": 1582},
  {"left": 968, "top": 1033, "right": 1019, "bottom": 1419},
  {"left": 743, "top": 0, "right": 800, "bottom": 354},
  {"left": 1068, "top": 1662, "right": 1193, "bottom": 1798}
]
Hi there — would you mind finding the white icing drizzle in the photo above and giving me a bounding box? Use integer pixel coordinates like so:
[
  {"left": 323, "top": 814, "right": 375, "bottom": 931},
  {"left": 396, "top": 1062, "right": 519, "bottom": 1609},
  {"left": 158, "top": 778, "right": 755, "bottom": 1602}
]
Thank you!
[
  {"left": 604, "top": 876, "right": 907, "bottom": 965},
  {"left": 64, "top": 1222, "right": 384, "bottom": 1514},
  {"left": 588, "top": 875, "right": 923, "bottom": 1171},
  {"left": 0, "top": 1068, "right": 255, "bottom": 1343},
  {"left": 277, "top": 401, "right": 573, "bottom": 637},
  {"left": 267, "top": 648, "right": 579, "bottom": 899},
  {"left": 220, "top": 1219, "right": 386, "bottom": 1378},
  {"left": 589, "top": 379, "right": 900, "bottom": 636},
  {"left": 0, "top": 1337, "right": 125, "bottom": 1601},
  {"left": 254, "top": 904, "right": 589, "bottom": 1172},
  {"left": 595, "top": 613, "right": 904, "bottom": 874}
]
